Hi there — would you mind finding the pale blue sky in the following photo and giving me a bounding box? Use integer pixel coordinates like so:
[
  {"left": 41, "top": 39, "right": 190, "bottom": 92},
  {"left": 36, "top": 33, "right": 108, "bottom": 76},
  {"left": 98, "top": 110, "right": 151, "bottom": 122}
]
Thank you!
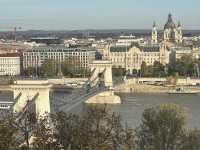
[{"left": 0, "top": 0, "right": 200, "bottom": 30}]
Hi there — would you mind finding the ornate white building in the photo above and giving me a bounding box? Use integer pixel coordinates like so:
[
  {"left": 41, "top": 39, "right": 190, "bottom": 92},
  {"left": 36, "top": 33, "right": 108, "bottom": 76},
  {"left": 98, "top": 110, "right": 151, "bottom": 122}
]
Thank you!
[{"left": 105, "top": 43, "right": 169, "bottom": 74}]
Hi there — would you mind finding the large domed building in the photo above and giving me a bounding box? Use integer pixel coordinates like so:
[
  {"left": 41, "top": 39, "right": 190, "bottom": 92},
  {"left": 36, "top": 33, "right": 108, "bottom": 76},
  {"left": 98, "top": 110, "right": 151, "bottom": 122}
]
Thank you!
[
  {"left": 152, "top": 14, "right": 183, "bottom": 45},
  {"left": 164, "top": 14, "right": 176, "bottom": 29}
]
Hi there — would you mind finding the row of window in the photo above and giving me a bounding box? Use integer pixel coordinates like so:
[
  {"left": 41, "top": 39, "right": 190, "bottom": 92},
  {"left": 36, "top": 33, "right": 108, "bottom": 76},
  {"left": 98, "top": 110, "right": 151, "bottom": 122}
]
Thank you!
[
  {"left": 24, "top": 51, "right": 94, "bottom": 55},
  {"left": 0, "top": 104, "right": 10, "bottom": 109},
  {"left": 0, "top": 60, "right": 20, "bottom": 64}
]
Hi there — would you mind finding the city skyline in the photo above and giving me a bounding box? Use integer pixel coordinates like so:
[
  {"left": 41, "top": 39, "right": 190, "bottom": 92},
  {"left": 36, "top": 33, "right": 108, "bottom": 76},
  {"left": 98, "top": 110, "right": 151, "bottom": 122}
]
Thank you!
[{"left": 0, "top": 0, "right": 200, "bottom": 30}]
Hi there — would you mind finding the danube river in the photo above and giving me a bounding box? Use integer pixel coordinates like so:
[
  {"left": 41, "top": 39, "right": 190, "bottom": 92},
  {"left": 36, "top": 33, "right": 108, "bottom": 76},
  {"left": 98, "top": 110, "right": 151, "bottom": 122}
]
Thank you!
[
  {"left": 69, "top": 93, "right": 200, "bottom": 129},
  {"left": 1, "top": 91, "right": 199, "bottom": 128},
  {"left": 112, "top": 93, "right": 200, "bottom": 128}
]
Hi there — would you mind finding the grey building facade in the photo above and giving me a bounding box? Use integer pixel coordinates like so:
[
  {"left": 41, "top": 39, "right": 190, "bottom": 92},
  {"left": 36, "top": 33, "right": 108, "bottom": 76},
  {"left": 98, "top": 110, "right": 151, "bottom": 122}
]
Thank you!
[{"left": 22, "top": 46, "right": 96, "bottom": 70}]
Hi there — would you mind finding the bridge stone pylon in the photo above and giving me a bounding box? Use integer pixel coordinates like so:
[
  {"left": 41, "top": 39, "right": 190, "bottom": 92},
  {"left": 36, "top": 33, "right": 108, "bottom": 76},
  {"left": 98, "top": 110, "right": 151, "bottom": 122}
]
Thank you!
[
  {"left": 89, "top": 60, "right": 113, "bottom": 87},
  {"left": 10, "top": 80, "right": 52, "bottom": 117}
]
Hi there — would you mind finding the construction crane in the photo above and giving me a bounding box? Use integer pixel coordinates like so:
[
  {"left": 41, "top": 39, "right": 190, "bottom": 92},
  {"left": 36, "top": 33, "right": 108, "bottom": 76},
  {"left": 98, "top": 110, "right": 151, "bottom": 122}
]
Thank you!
[
  {"left": 0, "top": 26, "right": 22, "bottom": 41},
  {"left": 13, "top": 27, "right": 22, "bottom": 41}
]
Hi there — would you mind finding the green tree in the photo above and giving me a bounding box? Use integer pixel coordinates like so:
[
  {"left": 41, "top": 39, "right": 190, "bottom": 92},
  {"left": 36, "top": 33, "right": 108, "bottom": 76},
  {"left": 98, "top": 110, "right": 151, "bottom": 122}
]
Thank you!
[
  {"left": 112, "top": 66, "right": 125, "bottom": 77},
  {"left": 180, "top": 129, "right": 200, "bottom": 150},
  {"left": 62, "top": 56, "right": 80, "bottom": 77},
  {"left": 135, "top": 103, "right": 186, "bottom": 150},
  {"left": 24, "top": 67, "right": 36, "bottom": 77},
  {"left": 51, "top": 105, "right": 134, "bottom": 150},
  {"left": 169, "top": 55, "right": 193, "bottom": 77},
  {"left": 32, "top": 115, "right": 56, "bottom": 150},
  {"left": 140, "top": 61, "right": 148, "bottom": 77},
  {"left": 62, "top": 58, "right": 73, "bottom": 76},
  {"left": 41, "top": 59, "right": 57, "bottom": 77},
  {"left": 62, "top": 56, "right": 91, "bottom": 77},
  {"left": 152, "top": 61, "right": 165, "bottom": 77},
  {"left": 74, "top": 68, "right": 91, "bottom": 77},
  {"left": 0, "top": 117, "right": 20, "bottom": 150}
]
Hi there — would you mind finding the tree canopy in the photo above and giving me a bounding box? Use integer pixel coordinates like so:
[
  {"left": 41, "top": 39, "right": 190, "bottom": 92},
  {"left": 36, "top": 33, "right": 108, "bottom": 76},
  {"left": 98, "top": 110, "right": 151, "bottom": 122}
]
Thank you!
[
  {"left": 135, "top": 103, "right": 186, "bottom": 150},
  {"left": 140, "top": 61, "right": 166, "bottom": 77},
  {"left": 1, "top": 104, "right": 200, "bottom": 150}
]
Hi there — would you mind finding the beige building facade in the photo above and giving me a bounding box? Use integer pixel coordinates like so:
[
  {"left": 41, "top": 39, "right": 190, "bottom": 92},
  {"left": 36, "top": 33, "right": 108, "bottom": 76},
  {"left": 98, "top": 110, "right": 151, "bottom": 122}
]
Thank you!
[{"left": 106, "top": 43, "right": 169, "bottom": 74}]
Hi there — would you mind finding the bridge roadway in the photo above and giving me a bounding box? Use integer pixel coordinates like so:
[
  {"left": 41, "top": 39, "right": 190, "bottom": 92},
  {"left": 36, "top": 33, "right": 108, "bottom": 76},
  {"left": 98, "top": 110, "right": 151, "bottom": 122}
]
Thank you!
[
  {"left": 55, "top": 86, "right": 107, "bottom": 113},
  {"left": 1, "top": 77, "right": 175, "bottom": 113},
  {"left": 0, "top": 83, "right": 106, "bottom": 113},
  {"left": 56, "top": 77, "right": 125, "bottom": 113},
  {"left": 0, "top": 84, "right": 73, "bottom": 92}
]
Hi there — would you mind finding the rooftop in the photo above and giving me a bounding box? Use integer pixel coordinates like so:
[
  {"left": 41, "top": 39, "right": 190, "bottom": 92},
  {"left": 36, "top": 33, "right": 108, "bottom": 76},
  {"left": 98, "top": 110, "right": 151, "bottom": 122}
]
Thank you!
[
  {"left": 30, "top": 37, "right": 59, "bottom": 40},
  {"left": 0, "top": 53, "right": 20, "bottom": 57},
  {"left": 110, "top": 46, "right": 131, "bottom": 52},
  {"left": 110, "top": 43, "right": 160, "bottom": 53},
  {"left": 164, "top": 13, "right": 176, "bottom": 30},
  {"left": 141, "top": 45, "right": 160, "bottom": 52},
  {"left": 25, "top": 46, "right": 96, "bottom": 52},
  {"left": 171, "top": 46, "right": 192, "bottom": 51}
]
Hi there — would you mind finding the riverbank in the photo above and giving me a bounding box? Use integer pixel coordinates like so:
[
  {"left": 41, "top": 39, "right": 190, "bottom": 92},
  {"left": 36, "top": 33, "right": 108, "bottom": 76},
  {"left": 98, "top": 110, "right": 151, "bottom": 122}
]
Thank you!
[
  {"left": 115, "top": 83, "right": 200, "bottom": 93},
  {"left": 115, "top": 84, "right": 168, "bottom": 93}
]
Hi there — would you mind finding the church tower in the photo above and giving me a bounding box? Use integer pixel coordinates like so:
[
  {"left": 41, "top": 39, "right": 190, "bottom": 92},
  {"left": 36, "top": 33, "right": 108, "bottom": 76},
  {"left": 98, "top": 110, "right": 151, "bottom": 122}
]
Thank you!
[
  {"left": 163, "top": 14, "right": 176, "bottom": 43},
  {"left": 176, "top": 21, "right": 183, "bottom": 43},
  {"left": 151, "top": 21, "right": 158, "bottom": 45},
  {"left": 163, "top": 14, "right": 183, "bottom": 44}
]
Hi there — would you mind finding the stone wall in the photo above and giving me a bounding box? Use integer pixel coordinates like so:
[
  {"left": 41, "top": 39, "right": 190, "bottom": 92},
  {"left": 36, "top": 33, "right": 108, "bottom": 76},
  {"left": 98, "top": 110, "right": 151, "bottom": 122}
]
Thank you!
[{"left": 115, "top": 84, "right": 169, "bottom": 93}]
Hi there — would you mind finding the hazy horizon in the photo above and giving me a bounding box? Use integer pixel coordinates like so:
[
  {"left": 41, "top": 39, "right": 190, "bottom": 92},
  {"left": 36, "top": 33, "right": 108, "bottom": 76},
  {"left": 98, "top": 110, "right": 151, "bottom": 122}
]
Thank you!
[{"left": 0, "top": 0, "right": 200, "bottom": 30}]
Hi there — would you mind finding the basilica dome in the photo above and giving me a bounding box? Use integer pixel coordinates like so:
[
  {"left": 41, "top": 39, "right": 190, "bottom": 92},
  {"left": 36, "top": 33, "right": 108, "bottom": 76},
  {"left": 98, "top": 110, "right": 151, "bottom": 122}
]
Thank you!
[{"left": 164, "top": 14, "right": 176, "bottom": 29}]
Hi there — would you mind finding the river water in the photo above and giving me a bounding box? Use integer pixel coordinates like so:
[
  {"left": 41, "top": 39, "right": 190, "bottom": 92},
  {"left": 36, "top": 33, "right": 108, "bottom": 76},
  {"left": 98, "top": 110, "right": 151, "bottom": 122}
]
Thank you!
[
  {"left": 110, "top": 93, "right": 200, "bottom": 128},
  {"left": 1, "top": 91, "right": 200, "bottom": 128},
  {"left": 71, "top": 93, "right": 200, "bottom": 129}
]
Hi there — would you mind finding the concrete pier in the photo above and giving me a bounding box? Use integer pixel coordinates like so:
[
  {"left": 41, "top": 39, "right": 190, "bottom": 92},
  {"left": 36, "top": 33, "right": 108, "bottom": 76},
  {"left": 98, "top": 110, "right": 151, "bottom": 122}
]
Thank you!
[{"left": 85, "top": 90, "right": 121, "bottom": 104}]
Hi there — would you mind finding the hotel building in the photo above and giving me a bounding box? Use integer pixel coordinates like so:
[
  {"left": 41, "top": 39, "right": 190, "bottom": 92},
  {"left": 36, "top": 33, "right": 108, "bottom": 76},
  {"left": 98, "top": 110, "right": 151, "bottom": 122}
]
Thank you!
[
  {"left": 0, "top": 53, "right": 21, "bottom": 76},
  {"left": 22, "top": 46, "right": 96, "bottom": 70}
]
